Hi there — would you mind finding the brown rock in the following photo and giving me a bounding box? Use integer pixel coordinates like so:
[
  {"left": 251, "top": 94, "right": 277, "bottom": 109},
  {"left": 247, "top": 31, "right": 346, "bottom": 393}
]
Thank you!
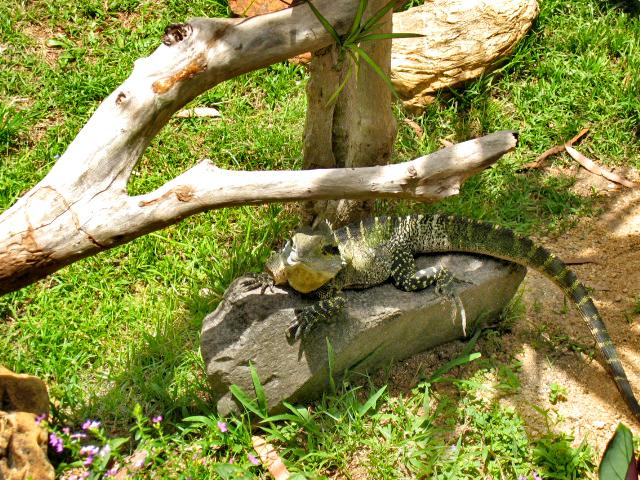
[
  {"left": 0, "top": 411, "right": 54, "bottom": 480},
  {"left": 0, "top": 367, "right": 53, "bottom": 480},
  {"left": 0, "top": 366, "right": 49, "bottom": 415},
  {"left": 391, "top": 0, "right": 539, "bottom": 112}
]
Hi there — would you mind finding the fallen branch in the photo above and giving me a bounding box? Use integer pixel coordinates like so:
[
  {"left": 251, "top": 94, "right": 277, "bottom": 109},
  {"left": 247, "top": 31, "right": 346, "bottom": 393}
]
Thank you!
[
  {"left": 565, "top": 145, "right": 635, "bottom": 188},
  {"left": 0, "top": 131, "right": 517, "bottom": 295}
]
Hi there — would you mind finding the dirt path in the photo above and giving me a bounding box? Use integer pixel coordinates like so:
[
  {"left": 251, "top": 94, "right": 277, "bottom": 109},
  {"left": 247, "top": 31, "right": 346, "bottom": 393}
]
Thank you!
[{"left": 383, "top": 174, "right": 640, "bottom": 455}]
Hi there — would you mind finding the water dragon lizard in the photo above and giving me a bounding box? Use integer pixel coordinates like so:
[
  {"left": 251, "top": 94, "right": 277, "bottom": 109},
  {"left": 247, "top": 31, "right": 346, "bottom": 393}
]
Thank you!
[{"left": 260, "top": 213, "right": 640, "bottom": 421}]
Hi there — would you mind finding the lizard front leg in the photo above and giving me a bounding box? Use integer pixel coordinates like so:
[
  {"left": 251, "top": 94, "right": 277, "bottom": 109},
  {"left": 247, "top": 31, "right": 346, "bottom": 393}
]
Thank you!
[
  {"left": 287, "top": 287, "right": 346, "bottom": 340},
  {"left": 390, "top": 250, "right": 468, "bottom": 335}
]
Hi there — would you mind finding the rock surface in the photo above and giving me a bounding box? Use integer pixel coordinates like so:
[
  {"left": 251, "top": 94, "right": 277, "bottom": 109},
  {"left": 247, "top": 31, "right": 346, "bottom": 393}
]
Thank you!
[
  {"left": 201, "top": 254, "right": 526, "bottom": 415},
  {"left": 391, "top": 0, "right": 539, "bottom": 112},
  {"left": 0, "top": 366, "right": 49, "bottom": 415},
  {"left": 0, "top": 367, "right": 54, "bottom": 480}
]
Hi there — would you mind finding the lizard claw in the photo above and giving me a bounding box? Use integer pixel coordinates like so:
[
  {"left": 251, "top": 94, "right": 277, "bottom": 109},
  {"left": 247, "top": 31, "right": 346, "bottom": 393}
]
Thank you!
[
  {"left": 236, "top": 273, "right": 274, "bottom": 294},
  {"left": 287, "top": 307, "right": 318, "bottom": 341}
]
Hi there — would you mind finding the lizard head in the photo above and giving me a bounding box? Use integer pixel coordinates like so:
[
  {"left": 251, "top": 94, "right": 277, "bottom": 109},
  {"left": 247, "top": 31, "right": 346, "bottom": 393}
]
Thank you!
[{"left": 265, "top": 226, "right": 344, "bottom": 293}]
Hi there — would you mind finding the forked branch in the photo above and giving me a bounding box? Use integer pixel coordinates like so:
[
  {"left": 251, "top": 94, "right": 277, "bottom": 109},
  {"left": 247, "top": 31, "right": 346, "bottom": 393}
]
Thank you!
[{"left": 0, "top": 0, "right": 517, "bottom": 295}]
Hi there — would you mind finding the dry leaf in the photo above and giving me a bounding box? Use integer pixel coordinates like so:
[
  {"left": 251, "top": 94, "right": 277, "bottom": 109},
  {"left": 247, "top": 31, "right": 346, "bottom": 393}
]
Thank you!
[
  {"left": 564, "top": 145, "right": 635, "bottom": 188},
  {"left": 175, "top": 107, "right": 222, "bottom": 118},
  {"left": 439, "top": 138, "right": 454, "bottom": 148},
  {"left": 252, "top": 435, "right": 290, "bottom": 480},
  {"left": 520, "top": 127, "right": 590, "bottom": 170}
]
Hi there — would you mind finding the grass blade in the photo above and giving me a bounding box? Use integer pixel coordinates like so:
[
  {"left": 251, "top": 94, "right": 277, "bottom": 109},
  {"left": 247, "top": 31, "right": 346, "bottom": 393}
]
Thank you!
[
  {"left": 229, "top": 384, "right": 264, "bottom": 418},
  {"left": 326, "top": 337, "right": 337, "bottom": 394},
  {"left": 249, "top": 362, "right": 268, "bottom": 414},
  {"left": 357, "top": 385, "right": 387, "bottom": 417},
  {"left": 429, "top": 352, "right": 482, "bottom": 383}
]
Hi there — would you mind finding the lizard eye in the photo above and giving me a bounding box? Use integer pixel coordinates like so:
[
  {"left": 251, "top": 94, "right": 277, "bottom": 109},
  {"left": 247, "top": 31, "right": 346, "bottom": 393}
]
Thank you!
[{"left": 321, "top": 245, "right": 340, "bottom": 255}]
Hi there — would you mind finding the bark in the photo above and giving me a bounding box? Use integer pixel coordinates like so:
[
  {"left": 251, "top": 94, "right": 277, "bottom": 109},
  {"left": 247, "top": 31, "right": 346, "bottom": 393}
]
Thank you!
[
  {"left": 302, "top": 0, "right": 396, "bottom": 227},
  {"left": 0, "top": 0, "right": 518, "bottom": 296}
]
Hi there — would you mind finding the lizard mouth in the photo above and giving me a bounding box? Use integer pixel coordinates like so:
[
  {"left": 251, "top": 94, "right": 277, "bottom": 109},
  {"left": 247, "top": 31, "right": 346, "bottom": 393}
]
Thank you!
[
  {"left": 284, "top": 249, "right": 343, "bottom": 293},
  {"left": 285, "top": 262, "right": 340, "bottom": 293}
]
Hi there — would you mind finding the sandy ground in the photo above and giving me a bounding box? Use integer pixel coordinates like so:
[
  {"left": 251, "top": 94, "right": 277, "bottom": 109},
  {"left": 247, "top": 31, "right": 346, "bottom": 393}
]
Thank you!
[{"left": 379, "top": 166, "right": 640, "bottom": 458}]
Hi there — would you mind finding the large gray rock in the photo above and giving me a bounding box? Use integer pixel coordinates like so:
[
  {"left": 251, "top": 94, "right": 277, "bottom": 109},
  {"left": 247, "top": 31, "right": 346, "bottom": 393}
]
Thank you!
[{"left": 201, "top": 254, "right": 526, "bottom": 415}]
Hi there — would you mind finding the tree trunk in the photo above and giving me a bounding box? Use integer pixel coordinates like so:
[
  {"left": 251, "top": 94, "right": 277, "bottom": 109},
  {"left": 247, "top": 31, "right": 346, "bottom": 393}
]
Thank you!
[{"left": 302, "top": 0, "right": 397, "bottom": 227}]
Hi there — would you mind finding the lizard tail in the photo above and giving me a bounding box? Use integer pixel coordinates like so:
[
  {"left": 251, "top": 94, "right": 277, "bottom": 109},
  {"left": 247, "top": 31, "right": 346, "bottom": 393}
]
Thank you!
[{"left": 416, "top": 214, "right": 640, "bottom": 422}]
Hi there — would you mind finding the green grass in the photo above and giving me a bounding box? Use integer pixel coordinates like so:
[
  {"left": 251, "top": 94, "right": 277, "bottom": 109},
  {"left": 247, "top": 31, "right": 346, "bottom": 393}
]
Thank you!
[{"left": 1, "top": 0, "right": 639, "bottom": 477}]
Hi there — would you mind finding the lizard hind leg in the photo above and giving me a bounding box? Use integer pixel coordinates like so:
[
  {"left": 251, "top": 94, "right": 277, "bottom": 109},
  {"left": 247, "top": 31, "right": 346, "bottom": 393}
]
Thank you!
[{"left": 390, "top": 251, "right": 468, "bottom": 335}]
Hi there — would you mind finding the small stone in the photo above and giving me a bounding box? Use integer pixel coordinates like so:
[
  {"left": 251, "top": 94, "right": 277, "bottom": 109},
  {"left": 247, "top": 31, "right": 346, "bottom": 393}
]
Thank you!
[
  {"left": 593, "top": 420, "right": 606, "bottom": 429},
  {"left": 615, "top": 296, "right": 623, "bottom": 303}
]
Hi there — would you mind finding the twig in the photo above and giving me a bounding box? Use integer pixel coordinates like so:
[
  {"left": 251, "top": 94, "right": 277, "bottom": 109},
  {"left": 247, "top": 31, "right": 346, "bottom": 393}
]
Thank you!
[
  {"left": 520, "top": 127, "right": 590, "bottom": 170},
  {"left": 564, "top": 145, "right": 635, "bottom": 188}
]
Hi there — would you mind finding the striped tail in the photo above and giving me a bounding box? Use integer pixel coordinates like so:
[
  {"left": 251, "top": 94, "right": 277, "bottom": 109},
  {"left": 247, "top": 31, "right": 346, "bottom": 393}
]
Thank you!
[{"left": 411, "top": 214, "right": 640, "bottom": 422}]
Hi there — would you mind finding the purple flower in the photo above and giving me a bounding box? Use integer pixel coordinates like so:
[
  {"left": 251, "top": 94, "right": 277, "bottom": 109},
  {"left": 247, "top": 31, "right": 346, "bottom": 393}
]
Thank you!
[
  {"left": 248, "top": 453, "right": 259, "bottom": 465},
  {"left": 49, "top": 433, "right": 64, "bottom": 453},
  {"left": 151, "top": 415, "right": 163, "bottom": 424},
  {"left": 533, "top": 472, "right": 542, "bottom": 480},
  {"left": 82, "top": 419, "right": 101, "bottom": 431},
  {"left": 83, "top": 455, "right": 95, "bottom": 467},
  {"left": 79, "top": 445, "right": 100, "bottom": 456},
  {"left": 70, "top": 432, "right": 87, "bottom": 440},
  {"left": 35, "top": 413, "right": 47, "bottom": 425},
  {"left": 100, "top": 444, "right": 112, "bottom": 457},
  {"left": 133, "top": 451, "right": 148, "bottom": 468},
  {"left": 217, "top": 421, "right": 228, "bottom": 433},
  {"left": 68, "top": 473, "right": 89, "bottom": 480},
  {"left": 104, "top": 465, "right": 120, "bottom": 477},
  {"left": 62, "top": 427, "right": 71, "bottom": 435}
]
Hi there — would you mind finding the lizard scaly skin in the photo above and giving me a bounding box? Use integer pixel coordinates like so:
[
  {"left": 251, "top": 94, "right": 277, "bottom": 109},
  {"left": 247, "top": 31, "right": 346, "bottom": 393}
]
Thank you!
[{"left": 265, "top": 214, "right": 640, "bottom": 422}]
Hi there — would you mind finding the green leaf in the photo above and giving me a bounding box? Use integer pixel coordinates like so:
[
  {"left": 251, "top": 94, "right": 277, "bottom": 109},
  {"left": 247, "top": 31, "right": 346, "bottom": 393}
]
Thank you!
[
  {"left": 348, "top": 44, "right": 399, "bottom": 99},
  {"left": 345, "top": 0, "right": 368, "bottom": 44},
  {"left": 307, "top": 1, "right": 341, "bottom": 45},
  {"left": 599, "top": 423, "right": 637, "bottom": 480},
  {"left": 325, "top": 63, "right": 353, "bottom": 107},
  {"left": 183, "top": 415, "right": 218, "bottom": 430},
  {"left": 358, "top": 32, "right": 424, "bottom": 42},
  {"left": 357, "top": 385, "right": 387, "bottom": 416},
  {"left": 429, "top": 352, "right": 482, "bottom": 382},
  {"left": 326, "top": 337, "right": 337, "bottom": 393},
  {"left": 229, "top": 384, "right": 264, "bottom": 418},
  {"left": 249, "top": 362, "right": 268, "bottom": 414}
]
